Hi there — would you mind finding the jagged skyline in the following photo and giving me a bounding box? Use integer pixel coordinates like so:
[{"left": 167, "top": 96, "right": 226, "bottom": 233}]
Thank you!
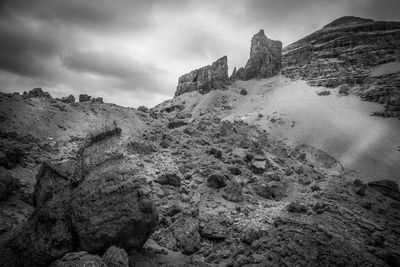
[{"left": 0, "top": 0, "right": 399, "bottom": 107}]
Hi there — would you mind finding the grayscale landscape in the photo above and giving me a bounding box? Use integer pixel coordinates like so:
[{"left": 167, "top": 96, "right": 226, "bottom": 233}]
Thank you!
[{"left": 0, "top": 1, "right": 400, "bottom": 266}]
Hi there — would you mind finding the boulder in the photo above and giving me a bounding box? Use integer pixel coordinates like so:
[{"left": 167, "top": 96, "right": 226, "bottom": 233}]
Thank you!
[
  {"left": 8, "top": 161, "right": 78, "bottom": 267},
  {"left": 155, "top": 173, "right": 181, "bottom": 187},
  {"left": 71, "top": 172, "right": 159, "bottom": 253},
  {"left": 102, "top": 246, "right": 129, "bottom": 267},
  {"left": 207, "top": 173, "right": 229, "bottom": 189},
  {"left": 175, "top": 56, "right": 229, "bottom": 96},
  {"left": 50, "top": 251, "right": 106, "bottom": 267}
]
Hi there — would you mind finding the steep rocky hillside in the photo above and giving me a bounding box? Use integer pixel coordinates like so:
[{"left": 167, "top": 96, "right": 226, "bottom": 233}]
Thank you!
[
  {"left": 1, "top": 90, "right": 400, "bottom": 266},
  {"left": 282, "top": 16, "right": 400, "bottom": 117}
]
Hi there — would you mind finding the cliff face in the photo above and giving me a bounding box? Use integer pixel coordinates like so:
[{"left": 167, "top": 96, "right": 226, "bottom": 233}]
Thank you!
[
  {"left": 175, "top": 56, "right": 229, "bottom": 96},
  {"left": 282, "top": 16, "right": 400, "bottom": 117},
  {"left": 232, "top": 30, "right": 282, "bottom": 80}
]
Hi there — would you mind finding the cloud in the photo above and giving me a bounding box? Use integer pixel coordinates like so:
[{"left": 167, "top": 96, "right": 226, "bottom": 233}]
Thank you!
[{"left": 0, "top": 0, "right": 399, "bottom": 107}]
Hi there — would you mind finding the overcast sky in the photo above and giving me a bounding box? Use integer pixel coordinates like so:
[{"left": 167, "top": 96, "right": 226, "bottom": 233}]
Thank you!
[{"left": 0, "top": 0, "right": 399, "bottom": 107}]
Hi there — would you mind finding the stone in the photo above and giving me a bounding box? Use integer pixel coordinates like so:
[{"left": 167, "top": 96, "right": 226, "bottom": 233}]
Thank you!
[
  {"left": 158, "top": 214, "right": 201, "bottom": 255},
  {"left": 8, "top": 161, "right": 77, "bottom": 266},
  {"left": 102, "top": 246, "right": 129, "bottom": 267},
  {"left": 71, "top": 173, "right": 159, "bottom": 253},
  {"left": 92, "top": 97, "right": 103, "bottom": 104},
  {"left": 199, "top": 215, "right": 226, "bottom": 241},
  {"left": 316, "top": 90, "right": 330, "bottom": 96},
  {"left": 242, "top": 226, "right": 262, "bottom": 245},
  {"left": 207, "top": 173, "right": 229, "bottom": 189},
  {"left": 0, "top": 168, "right": 20, "bottom": 201},
  {"left": 207, "top": 147, "right": 222, "bottom": 159},
  {"left": 137, "top": 106, "right": 149, "bottom": 113},
  {"left": 368, "top": 180, "right": 400, "bottom": 201},
  {"left": 60, "top": 95, "right": 75, "bottom": 103},
  {"left": 50, "top": 251, "right": 106, "bottom": 267},
  {"left": 79, "top": 94, "right": 91, "bottom": 102},
  {"left": 253, "top": 181, "right": 286, "bottom": 200},
  {"left": 168, "top": 119, "right": 188, "bottom": 129},
  {"left": 286, "top": 202, "right": 308, "bottom": 213},
  {"left": 222, "top": 181, "right": 244, "bottom": 202},
  {"left": 338, "top": 85, "right": 350, "bottom": 96},
  {"left": 249, "top": 158, "right": 270, "bottom": 174},
  {"left": 155, "top": 173, "right": 181, "bottom": 187},
  {"left": 233, "top": 30, "right": 282, "bottom": 80},
  {"left": 25, "top": 88, "right": 53, "bottom": 98},
  {"left": 175, "top": 56, "right": 229, "bottom": 96}
]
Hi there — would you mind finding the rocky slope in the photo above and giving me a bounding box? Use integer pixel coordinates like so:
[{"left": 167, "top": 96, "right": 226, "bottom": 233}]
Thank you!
[
  {"left": 1, "top": 17, "right": 400, "bottom": 267},
  {"left": 282, "top": 16, "right": 400, "bottom": 117}
]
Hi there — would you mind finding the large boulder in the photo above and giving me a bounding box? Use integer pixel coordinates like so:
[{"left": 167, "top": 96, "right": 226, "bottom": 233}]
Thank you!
[
  {"left": 175, "top": 56, "right": 229, "bottom": 96},
  {"left": 232, "top": 30, "right": 282, "bottom": 80},
  {"left": 71, "top": 172, "right": 159, "bottom": 253},
  {"left": 8, "top": 161, "right": 79, "bottom": 267}
]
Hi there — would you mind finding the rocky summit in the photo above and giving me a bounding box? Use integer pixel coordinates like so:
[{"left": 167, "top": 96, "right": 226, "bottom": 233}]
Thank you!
[
  {"left": 175, "top": 56, "right": 229, "bottom": 96},
  {"left": 282, "top": 16, "right": 400, "bottom": 117},
  {"left": 232, "top": 29, "right": 282, "bottom": 81},
  {"left": 1, "top": 15, "right": 400, "bottom": 267}
]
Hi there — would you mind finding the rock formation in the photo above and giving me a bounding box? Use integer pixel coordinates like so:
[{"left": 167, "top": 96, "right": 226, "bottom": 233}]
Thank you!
[
  {"left": 282, "top": 16, "right": 400, "bottom": 117},
  {"left": 175, "top": 56, "right": 228, "bottom": 96},
  {"left": 60, "top": 95, "right": 75, "bottom": 103},
  {"left": 79, "top": 94, "right": 91, "bottom": 102},
  {"left": 232, "top": 30, "right": 282, "bottom": 80},
  {"left": 23, "top": 88, "right": 52, "bottom": 99}
]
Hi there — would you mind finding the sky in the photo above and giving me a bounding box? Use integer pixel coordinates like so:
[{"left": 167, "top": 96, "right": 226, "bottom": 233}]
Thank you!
[{"left": 0, "top": 0, "right": 399, "bottom": 107}]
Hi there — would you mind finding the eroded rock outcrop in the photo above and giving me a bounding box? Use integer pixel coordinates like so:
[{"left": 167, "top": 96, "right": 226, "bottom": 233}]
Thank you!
[
  {"left": 282, "top": 16, "right": 400, "bottom": 117},
  {"left": 175, "top": 56, "right": 228, "bottom": 96},
  {"left": 232, "top": 30, "right": 282, "bottom": 80}
]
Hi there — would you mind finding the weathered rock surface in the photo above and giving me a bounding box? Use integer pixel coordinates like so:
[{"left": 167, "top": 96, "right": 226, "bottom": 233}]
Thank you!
[
  {"left": 60, "top": 95, "right": 75, "bottom": 104},
  {"left": 71, "top": 172, "right": 158, "bottom": 253},
  {"left": 175, "top": 56, "right": 229, "bottom": 96},
  {"left": 23, "top": 88, "right": 53, "bottom": 99},
  {"left": 0, "top": 168, "right": 20, "bottom": 201},
  {"left": 79, "top": 94, "right": 91, "bottom": 102},
  {"left": 102, "top": 246, "right": 129, "bottom": 267},
  {"left": 7, "top": 161, "right": 77, "bottom": 266},
  {"left": 50, "top": 251, "right": 106, "bottom": 267},
  {"left": 368, "top": 179, "right": 400, "bottom": 201},
  {"left": 231, "top": 30, "right": 282, "bottom": 80},
  {"left": 282, "top": 16, "right": 400, "bottom": 117}
]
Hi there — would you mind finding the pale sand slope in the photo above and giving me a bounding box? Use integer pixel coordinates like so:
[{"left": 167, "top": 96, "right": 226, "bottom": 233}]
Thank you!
[{"left": 220, "top": 75, "right": 400, "bottom": 182}]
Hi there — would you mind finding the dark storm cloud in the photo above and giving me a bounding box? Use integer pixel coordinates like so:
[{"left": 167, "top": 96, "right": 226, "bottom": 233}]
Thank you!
[
  {"left": 62, "top": 49, "right": 168, "bottom": 93},
  {"left": 0, "top": 0, "right": 399, "bottom": 107}
]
